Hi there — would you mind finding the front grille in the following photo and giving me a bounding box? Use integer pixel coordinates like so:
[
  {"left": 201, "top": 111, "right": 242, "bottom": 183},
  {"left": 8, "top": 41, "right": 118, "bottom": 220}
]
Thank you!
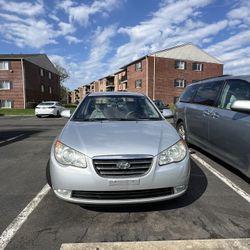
[
  {"left": 71, "top": 188, "right": 174, "bottom": 200},
  {"left": 93, "top": 156, "right": 153, "bottom": 177}
]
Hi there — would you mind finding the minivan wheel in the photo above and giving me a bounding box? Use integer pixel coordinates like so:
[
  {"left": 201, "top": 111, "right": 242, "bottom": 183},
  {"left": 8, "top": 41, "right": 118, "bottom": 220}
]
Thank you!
[{"left": 177, "top": 122, "right": 187, "bottom": 141}]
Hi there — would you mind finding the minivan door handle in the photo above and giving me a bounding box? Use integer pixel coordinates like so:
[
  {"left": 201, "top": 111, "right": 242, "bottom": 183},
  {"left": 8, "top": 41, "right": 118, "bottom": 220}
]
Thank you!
[
  {"left": 203, "top": 110, "right": 211, "bottom": 116},
  {"left": 211, "top": 112, "right": 220, "bottom": 119}
]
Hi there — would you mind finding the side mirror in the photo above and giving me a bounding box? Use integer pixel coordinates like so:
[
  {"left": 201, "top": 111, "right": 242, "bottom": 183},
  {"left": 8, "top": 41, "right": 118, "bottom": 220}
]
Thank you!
[
  {"left": 231, "top": 100, "right": 250, "bottom": 113},
  {"left": 162, "top": 109, "right": 173, "bottom": 118},
  {"left": 61, "top": 109, "right": 71, "bottom": 118}
]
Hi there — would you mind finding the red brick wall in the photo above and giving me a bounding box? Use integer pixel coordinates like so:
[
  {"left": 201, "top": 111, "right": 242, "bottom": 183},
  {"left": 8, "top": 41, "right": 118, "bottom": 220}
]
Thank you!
[
  {"left": 152, "top": 56, "right": 223, "bottom": 104},
  {"left": 0, "top": 60, "right": 24, "bottom": 108},
  {"left": 127, "top": 59, "right": 147, "bottom": 94},
  {"left": 24, "top": 61, "right": 60, "bottom": 106}
]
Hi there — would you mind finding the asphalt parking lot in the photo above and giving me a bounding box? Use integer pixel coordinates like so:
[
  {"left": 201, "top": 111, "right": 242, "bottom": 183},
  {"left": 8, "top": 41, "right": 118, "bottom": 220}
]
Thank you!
[{"left": 0, "top": 116, "right": 249, "bottom": 250}]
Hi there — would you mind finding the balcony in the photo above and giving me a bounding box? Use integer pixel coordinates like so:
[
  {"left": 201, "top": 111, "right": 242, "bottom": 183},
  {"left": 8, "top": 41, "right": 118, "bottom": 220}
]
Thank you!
[
  {"left": 120, "top": 75, "right": 127, "bottom": 83},
  {"left": 106, "top": 81, "right": 115, "bottom": 87}
]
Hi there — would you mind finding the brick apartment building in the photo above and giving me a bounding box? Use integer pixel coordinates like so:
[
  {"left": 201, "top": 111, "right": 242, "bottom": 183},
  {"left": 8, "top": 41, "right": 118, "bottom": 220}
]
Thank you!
[
  {"left": 69, "top": 43, "right": 223, "bottom": 104},
  {"left": 118, "top": 43, "right": 223, "bottom": 104},
  {"left": 0, "top": 54, "right": 60, "bottom": 109}
]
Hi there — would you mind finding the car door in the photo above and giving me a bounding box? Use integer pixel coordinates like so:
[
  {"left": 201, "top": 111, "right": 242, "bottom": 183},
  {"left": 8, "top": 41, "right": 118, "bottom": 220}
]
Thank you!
[
  {"left": 208, "top": 79, "right": 250, "bottom": 176},
  {"left": 185, "top": 81, "right": 224, "bottom": 148}
]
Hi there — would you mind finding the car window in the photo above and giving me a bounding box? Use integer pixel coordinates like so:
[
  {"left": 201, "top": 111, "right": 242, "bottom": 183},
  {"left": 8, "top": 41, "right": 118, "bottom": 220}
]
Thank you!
[
  {"left": 72, "top": 95, "right": 163, "bottom": 121},
  {"left": 179, "top": 84, "right": 199, "bottom": 103},
  {"left": 192, "top": 81, "right": 224, "bottom": 106},
  {"left": 39, "top": 102, "right": 55, "bottom": 106},
  {"left": 218, "top": 79, "right": 250, "bottom": 109}
]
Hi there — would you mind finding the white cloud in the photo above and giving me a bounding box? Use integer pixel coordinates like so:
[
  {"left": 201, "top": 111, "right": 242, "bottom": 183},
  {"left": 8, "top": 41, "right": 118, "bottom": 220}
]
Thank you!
[
  {"left": 65, "top": 35, "right": 82, "bottom": 44},
  {"left": 206, "top": 30, "right": 250, "bottom": 75},
  {"left": 227, "top": 0, "right": 250, "bottom": 26},
  {"left": 0, "top": 14, "right": 57, "bottom": 48},
  {"left": 58, "top": 0, "right": 120, "bottom": 26},
  {"left": 58, "top": 21, "right": 75, "bottom": 35},
  {"left": 51, "top": 25, "right": 117, "bottom": 89},
  {"left": 107, "top": 0, "right": 218, "bottom": 72},
  {"left": 0, "top": 0, "right": 44, "bottom": 16}
]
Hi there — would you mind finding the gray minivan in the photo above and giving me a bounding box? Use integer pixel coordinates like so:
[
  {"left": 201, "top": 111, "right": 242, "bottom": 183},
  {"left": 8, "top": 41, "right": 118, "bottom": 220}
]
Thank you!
[{"left": 175, "top": 75, "right": 250, "bottom": 178}]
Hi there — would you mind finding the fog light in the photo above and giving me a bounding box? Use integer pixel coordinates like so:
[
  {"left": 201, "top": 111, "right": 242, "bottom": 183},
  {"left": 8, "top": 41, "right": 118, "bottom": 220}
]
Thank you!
[
  {"left": 175, "top": 185, "right": 186, "bottom": 193},
  {"left": 55, "top": 189, "right": 71, "bottom": 197}
]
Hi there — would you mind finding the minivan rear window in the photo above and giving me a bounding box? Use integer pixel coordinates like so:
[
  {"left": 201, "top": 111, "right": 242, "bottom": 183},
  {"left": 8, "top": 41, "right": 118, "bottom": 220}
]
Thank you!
[{"left": 192, "top": 81, "right": 224, "bottom": 106}]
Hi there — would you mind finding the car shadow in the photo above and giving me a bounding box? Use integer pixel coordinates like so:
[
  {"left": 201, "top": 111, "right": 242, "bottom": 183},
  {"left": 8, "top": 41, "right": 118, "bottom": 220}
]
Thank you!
[
  {"left": 80, "top": 159, "right": 207, "bottom": 213},
  {"left": 0, "top": 129, "right": 42, "bottom": 147},
  {"left": 190, "top": 144, "right": 250, "bottom": 184}
]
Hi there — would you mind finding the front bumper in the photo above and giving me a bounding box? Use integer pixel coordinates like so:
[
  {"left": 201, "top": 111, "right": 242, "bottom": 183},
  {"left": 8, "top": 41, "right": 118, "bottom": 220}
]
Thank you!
[{"left": 50, "top": 153, "right": 190, "bottom": 205}]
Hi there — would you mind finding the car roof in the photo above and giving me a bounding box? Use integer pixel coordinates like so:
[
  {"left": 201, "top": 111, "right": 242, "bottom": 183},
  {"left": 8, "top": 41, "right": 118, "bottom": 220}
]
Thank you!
[
  {"left": 190, "top": 75, "right": 250, "bottom": 87},
  {"left": 88, "top": 92, "right": 145, "bottom": 97}
]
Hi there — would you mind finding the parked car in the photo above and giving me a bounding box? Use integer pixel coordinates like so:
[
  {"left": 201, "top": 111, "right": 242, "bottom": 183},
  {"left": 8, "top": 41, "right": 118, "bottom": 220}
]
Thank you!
[
  {"left": 153, "top": 99, "right": 169, "bottom": 112},
  {"left": 175, "top": 75, "right": 250, "bottom": 178},
  {"left": 35, "top": 101, "right": 64, "bottom": 118},
  {"left": 48, "top": 92, "right": 190, "bottom": 205}
]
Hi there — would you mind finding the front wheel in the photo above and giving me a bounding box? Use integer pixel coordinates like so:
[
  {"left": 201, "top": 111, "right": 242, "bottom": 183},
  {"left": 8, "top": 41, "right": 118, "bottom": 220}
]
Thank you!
[{"left": 177, "top": 121, "right": 187, "bottom": 142}]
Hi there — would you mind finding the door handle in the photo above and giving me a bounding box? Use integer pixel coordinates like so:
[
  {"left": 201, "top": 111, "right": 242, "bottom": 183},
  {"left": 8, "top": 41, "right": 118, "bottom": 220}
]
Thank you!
[
  {"left": 211, "top": 112, "right": 220, "bottom": 119},
  {"left": 203, "top": 110, "right": 211, "bottom": 116}
]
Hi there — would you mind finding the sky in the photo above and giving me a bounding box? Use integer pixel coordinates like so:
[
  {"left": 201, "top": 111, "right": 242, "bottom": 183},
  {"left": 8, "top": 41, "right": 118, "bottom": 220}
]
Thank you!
[{"left": 0, "top": 0, "right": 249, "bottom": 90}]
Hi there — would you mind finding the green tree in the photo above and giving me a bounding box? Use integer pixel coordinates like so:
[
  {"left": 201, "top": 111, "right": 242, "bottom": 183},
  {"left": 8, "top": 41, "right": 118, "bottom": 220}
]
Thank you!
[{"left": 54, "top": 63, "right": 70, "bottom": 103}]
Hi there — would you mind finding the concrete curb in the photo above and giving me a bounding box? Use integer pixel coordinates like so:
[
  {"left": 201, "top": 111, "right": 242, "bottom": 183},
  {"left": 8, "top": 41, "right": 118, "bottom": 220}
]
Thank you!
[{"left": 61, "top": 238, "right": 250, "bottom": 250}]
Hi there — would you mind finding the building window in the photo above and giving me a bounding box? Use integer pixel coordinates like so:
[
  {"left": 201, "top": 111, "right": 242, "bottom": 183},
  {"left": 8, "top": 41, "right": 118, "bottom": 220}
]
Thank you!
[
  {"left": 48, "top": 72, "right": 52, "bottom": 79},
  {"left": 40, "top": 68, "right": 44, "bottom": 77},
  {"left": 135, "top": 79, "right": 142, "bottom": 88},
  {"left": 49, "top": 86, "right": 52, "bottom": 94},
  {"left": 0, "top": 100, "right": 13, "bottom": 108},
  {"left": 192, "top": 63, "right": 203, "bottom": 71},
  {"left": 0, "top": 80, "right": 11, "bottom": 90},
  {"left": 175, "top": 79, "right": 186, "bottom": 88},
  {"left": 175, "top": 60, "right": 186, "bottom": 70},
  {"left": 41, "top": 85, "right": 44, "bottom": 93},
  {"left": 0, "top": 61, "right": 9, "bottom": 70},
  {"left": 135, "top": 61, "right": 142, "bottom": 71}
]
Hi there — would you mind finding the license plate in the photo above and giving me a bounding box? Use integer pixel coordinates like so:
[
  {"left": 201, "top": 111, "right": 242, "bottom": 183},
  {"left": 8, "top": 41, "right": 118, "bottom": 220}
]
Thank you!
[{"left": 109, "top": 179, "right": 140, "bottom": 186}]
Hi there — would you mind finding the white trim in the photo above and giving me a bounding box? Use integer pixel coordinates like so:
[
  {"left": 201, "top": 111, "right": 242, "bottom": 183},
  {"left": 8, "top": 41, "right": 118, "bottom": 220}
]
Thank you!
[
  {"left": 0, "top": 184, "right": 51, "bottom": 250},
  {"left": 192, "top": 154, "right": 250, "bottom": 204}
]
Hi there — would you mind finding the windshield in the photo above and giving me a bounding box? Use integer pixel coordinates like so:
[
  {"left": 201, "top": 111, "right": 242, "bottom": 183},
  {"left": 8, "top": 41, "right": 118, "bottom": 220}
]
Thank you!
[{"left": 72, "top": 95, "right": 163, "bottom": 121}]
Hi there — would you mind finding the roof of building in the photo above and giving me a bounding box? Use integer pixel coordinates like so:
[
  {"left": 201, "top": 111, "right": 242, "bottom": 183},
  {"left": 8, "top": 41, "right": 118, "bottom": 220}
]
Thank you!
[
  {"left": 121, "top": 43, "right": 222, "bottom": 68},
  {"left": 0, "top": 53, "right": 59, "bottom": 75}
]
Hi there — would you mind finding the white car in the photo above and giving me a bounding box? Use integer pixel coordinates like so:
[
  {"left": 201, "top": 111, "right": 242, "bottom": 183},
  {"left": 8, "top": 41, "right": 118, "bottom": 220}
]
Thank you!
[{"left": 35, "top": 101, "right": 64, "bottom": 118}]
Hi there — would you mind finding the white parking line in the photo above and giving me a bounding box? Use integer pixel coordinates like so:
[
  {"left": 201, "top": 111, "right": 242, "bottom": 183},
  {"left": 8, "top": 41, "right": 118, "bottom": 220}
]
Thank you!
[
  {"left": 191, "top": 154, "right": 250, "bottom": 204},
  {"left": 0, "top": 184, "right": 51, "bottom": 250},
  {"left": 0, "top": 134, "right": 25, "bottom": 145}
]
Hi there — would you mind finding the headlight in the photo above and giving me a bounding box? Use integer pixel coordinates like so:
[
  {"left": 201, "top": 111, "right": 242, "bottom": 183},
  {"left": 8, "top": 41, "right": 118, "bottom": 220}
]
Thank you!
[
  {"left": 158, "top": 140, "right": 187, "bottom": 166},
  {"left": 54, "top": 140, "right": 87, "bottom": 168}
]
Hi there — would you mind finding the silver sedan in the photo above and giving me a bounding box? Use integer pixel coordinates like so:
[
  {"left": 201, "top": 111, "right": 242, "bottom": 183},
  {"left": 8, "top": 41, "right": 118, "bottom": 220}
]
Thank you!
[{"left": 48, "top": 92, "right": 190, "bottom": 205}]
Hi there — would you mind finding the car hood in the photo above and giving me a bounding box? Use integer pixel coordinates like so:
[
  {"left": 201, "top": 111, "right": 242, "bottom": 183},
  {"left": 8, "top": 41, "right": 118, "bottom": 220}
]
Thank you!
[{"left": 59, "top": 120, "right": 180, "bottom": 158}]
